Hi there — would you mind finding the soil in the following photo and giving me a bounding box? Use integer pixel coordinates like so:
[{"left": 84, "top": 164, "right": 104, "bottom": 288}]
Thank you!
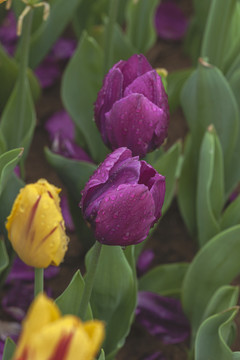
[{"left": 4, "top": 0, "right": 200, "bottom": 359}]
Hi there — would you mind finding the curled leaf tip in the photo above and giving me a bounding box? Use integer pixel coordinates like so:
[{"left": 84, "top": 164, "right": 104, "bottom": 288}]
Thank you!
[{"left": 198, "top": 57, "right": 213, "bottom": 68}]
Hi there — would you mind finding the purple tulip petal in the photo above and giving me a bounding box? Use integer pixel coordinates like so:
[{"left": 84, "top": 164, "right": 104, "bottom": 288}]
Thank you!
[
  {"left": 115, "top": 54, "right": 152, "bottom": 90},
  {"left": 95, "top": 184, "right": 155, "bottom": 245},
  {"left": 81, "top": 148, "right": 165, "bottom": 246},
  {"left": 0, "top": 11, "right": 17, "bottom": 51},
  {"left": 94, "top": 68, "right": 123, "bottom": 143},
  {"left": 61, "top": 195, "right": 75, "bottom": 232},
  {"left": 51, "top": 38, "right": 77, "bottom": 60},
  {"left": 124, "top": 70, "right": 167, "bottom": 110},
  {"left": 154, "top": 1, "right": 188, "bottom": 41},
  {"left": 35, "top": 58, "right": 61, "bottom": 88},
  {"left": 82, "top": 151, "right": 141, "bottom": 221},
  {"left": 137, "top": 249, "right": 155, "bottom": 277},
  {"left": 105, "top": 94, "right": 165, "bottom": 157},
  {"left": 136, "top": 291, "right": 190, "bottom": 344},
  {"left": 45, "top": 110, "right": 75, "bottom": 141}
]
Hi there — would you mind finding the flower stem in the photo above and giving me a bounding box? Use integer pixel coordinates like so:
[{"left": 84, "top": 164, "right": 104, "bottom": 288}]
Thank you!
[
  {"left": 79, "top": 242, "right": 102, "bottom": 320},
  {"left": 104, "top": 0, "right": 120, "bottom": 74},
  {"left": 34, "top": 268, "right": 44, "bottom": 297}
]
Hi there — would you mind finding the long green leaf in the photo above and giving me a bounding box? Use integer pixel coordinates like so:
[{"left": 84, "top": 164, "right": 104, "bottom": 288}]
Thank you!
[
  {"left": 0, "top": 80, "right": 36, "bottom": 160},
  {"left": 0, "top": 148, "right": 23, "bottom": 196},
  {"left": 28, "top": 0, "right": 83, "bottom": 68},
  {"left": 197, "top": 128, "right": 224, "bottom": 246},
  {"left": 138, "top": 262, "right": 189, "bottom": 297},
  {"left": 126, "top": 0, "right": 158, "bottom": 53},
  {"left": 44, "top": 148, "right": 96, "bottom": 201},
  {"left": 195, "top": 307, "right": 239, "bottom": 360},
  {"left": 55, "top": 270, "right": 92, "bottom": 319},
  {"left": 182, "top": 225, "right": 240, "bottom": 342},
  {"left": 86, "top": 245, "right": 137, "bottom": 359},
  {"left": 0, "top": 239, "right": 9, "bottom": 277},
  {"left": 61, "top": 32, "right": 108, "bottom": 162},
  {"left": 2, "top": 337, "right": 16, "bottom": 360}
]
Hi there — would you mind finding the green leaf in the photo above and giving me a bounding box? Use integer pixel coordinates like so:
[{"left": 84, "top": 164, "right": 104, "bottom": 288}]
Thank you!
[
  {"left": 201, "top": 0, "right": 240, "bottom": 72},
  {"left": 138, "top": 262, "right": 189, "bottom": 297},
  {"left": 108, "top": 21, "right": 137, "bottom": 66},
  {"left": 86, "top": 245, "right": 137, "bottom": 359},
  {"left": 61, "top": 32, "right": 108, "bottom": 162},
  {"left": 2, "top": 337, "right": 16, "bottom": 360},
  {"left": 98, "top": 349, "right": 105, "bottom": 360},
  {"left": 202, "top": 285, "right": 239, "bottom": 323},
  {"left": 27, "top": 0, "right": 83, "bottom": 68},
  {"left": 197, "top": 128, "right": 224, "bottom": 246},
  {"left": 0, "top": 239, "right": 9, "bottom": 277},
  {"left": 221, "top": 194, "right": 240, "bottom": 231},
  {"left": 151, "top": 142, "right": 182, "bottom": 215},
  {"left": 195, "top": 307, "right": 239, "bottom": 360},
  {"left": 178, "top": 60, "right": 239, "bottom": 233},
  {"left": 55, "top": 270, "right": 92, "bottom": 320},
  {"left": 0, "top": 148, "right": 23, "bottom": 196},
  {"left": 126, "top": 0, "right": 158, "bottom": 53},
  {"left": 167, "top": 68, "right": 193, "bottom": 112},
  {"left": 44, "top": 148, "right": 96, "bottom": 201},
  {"left": 182, "top": 225, "right": 240, "bottom": 342},
  {"left": 0, "top": 79, "right": 36, "bottom": 160},
  {"left": 0, "top": 44, "right": 40, "bottom": 112},
  {"left": 177, "top": 134, "right": 197, "bottom": 236},
  {"left": 181, "top": 60, "right": 238, "bottom": 169}
]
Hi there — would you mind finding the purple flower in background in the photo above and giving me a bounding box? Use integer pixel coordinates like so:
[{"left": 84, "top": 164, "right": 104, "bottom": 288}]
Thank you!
[
  {"left": 45, "top": 110, "right": 92, "bottom": 162},
  {"left": 136, "top": 291, "right": 190, "bottom": 344},
  {"left": 1, "top": 257, "right": 59, "bottom": 321},
  {"left": 137, "top": 249, "right": 155, "bottom": 277},
  {"left": 0, "top": 321, "right": 21, "bottom": 356},
  {"left": 80, "top": 147, "right": 165, "bottom": 246},
  {"left": 94, "top": 54, "right": 169, "bottom": 158},
  {"left": 0, "top": 11, "right": 76, "bottom": 88},
  {"left": 154, "top": 1, "right": 188, "bottom": 41}
]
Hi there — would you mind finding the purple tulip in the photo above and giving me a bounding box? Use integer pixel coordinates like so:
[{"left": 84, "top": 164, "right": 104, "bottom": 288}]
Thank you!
[
  {"left": 45, "top": 110, "right": 93, "bottom": 162},
  {"left": 80, "top": 147, "right": 165, "bottom": 246},
  {"left": 94, "top": 54, "right": 169, "bottom": 158},
  {"left": 136, "top": 291, "right": 190, "bottom": 344},
  {"left": 137, "top": 249, "right": 155, "bottom": 277},
  {"left": 154, "top": 1, "right": 188, "bottom": 41}
]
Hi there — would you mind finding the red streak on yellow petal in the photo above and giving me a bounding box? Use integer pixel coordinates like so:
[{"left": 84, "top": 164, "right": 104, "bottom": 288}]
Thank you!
[
  {"left": 48, "top": 332, "right": 74, "bottom": 360},
  {"left": 26, "top": 195, "right": 41, "bottom": 238}
]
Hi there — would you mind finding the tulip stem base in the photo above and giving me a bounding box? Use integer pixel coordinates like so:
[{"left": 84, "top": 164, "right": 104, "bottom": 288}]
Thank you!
[
  {"left": 79, "top": 241, "right": 102, "bottom": 320},
  {"left": 34, "top": 268, "right": 44, "bottom": 297}
]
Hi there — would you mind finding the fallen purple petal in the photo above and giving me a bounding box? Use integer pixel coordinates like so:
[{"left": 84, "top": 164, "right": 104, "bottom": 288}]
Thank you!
[
  {"left": 6, "top": 257, "right": 59, "bottom": 283},
  {"left": 136, "top": 291, "right": 190, "bottom": 344},
  {"left": 154, "top": 1, "right": 188, "bottom": 41},
  {"left": 137, "top": 249, "right": 155, "bottom": 277}
]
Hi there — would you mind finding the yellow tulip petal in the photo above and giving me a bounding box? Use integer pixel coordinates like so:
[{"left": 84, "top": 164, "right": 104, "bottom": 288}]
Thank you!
[
  {"left": 14, "top": 294, "right": 61, "bottom": 359},
  {"left": 13, "top": 295, "right": 105, "bottom": 360},
  {"left": 6, "top": 179, "right": 69, "bottom": 268}
]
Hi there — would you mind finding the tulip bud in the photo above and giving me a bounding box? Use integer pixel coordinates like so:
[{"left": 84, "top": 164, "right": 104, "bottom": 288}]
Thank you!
[
  {"left": 6, "top": 179, "right": 69, "bottom": 268},
  {"left": 94, "top": 54, "right": 169, "bottom": 158},
  {"left": 80, "top": 147, "right": 165, "bottom": 246},
  {"left": 13, "top": 293, "right": 104, "bottom": 360}
]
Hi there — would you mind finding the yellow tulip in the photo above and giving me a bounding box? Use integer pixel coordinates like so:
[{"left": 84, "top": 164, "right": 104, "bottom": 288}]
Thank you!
[
  {"left": 0, "top": 0, "right": 6, "bottom": 3},
  {"left": 6, "top": 179, "right": 69, "bottom": 268},
  {"left": 13, "top": 294, "right": 105, "bottom": 360}
]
